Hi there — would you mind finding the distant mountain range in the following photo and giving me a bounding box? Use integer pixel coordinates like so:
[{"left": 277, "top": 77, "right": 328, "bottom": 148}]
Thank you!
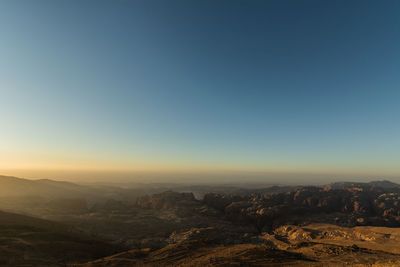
[
  {"left": 325, "top": 180, "right": 400, "bottom": 190},
  {"left": 0, "top": 175, "right": 96, "bottom": 198}
]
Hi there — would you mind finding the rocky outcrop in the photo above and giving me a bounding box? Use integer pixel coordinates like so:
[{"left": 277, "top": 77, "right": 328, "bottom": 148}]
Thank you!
[
  {"left": 133, "top": 181, "right": 400, "bottom": 234},
  {"left": 199, "top": 181, "right": 400, "bottom": 231},
  {"left": 135, "top": 191, "right": 197, "bottom": 210},
  {"left": 134, "top": 191, "right": 201, "bottom": 218},
  {"left": 202, "top": 193, "right": 239, "bottom": 211}
]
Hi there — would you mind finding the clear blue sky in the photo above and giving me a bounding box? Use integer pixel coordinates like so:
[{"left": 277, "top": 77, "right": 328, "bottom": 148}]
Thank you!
[{"left": 1, "top": 0, "right": 400, "bottom": 180}]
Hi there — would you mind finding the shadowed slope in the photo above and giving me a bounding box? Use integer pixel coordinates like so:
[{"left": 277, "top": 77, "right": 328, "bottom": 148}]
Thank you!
[{"left": 0, "top": 210, "right": 119, "bottom": 266}]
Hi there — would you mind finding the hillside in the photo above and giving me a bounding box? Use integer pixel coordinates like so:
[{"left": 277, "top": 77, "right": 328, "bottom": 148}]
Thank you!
[
  {"left": 0, "top": 175, "right": 96, "bottom": 198},
  {"left": 0, "top": 210, "right": 119, "bottom": 266}
]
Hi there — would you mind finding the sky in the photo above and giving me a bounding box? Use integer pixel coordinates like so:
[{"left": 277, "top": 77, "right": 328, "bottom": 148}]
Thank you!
[{"left": 1, "top": 0, "right": 400, "bottom": 182}]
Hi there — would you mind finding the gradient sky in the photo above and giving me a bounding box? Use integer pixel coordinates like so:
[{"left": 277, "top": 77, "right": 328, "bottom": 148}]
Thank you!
[{"left": 1, "top": 0, "right": 400, "bottom": 181}]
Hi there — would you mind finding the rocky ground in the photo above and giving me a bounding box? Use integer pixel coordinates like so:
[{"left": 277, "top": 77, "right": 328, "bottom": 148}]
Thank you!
[
  {"left": 75, "top": 224, "right": 400, "bottom": 266},
  {"left": 74, "top": 181, "right": 400, "bottom": 266},
  {"left": 3, "top": 176, "right": 400, "bottom": 266}
]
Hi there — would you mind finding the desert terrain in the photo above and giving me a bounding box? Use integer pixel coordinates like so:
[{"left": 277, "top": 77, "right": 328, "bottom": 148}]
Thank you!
[{"left": 2, "top": 175, "right": 400, "bottom": 266}]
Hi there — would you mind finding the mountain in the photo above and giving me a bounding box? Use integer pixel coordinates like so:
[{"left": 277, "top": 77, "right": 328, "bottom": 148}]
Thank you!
[
  {"left": 325, "top": 180, "right": 400, "bottom": 190},
  {"left": 0, "top": 175, "right": 95, "bottom": 198}
]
